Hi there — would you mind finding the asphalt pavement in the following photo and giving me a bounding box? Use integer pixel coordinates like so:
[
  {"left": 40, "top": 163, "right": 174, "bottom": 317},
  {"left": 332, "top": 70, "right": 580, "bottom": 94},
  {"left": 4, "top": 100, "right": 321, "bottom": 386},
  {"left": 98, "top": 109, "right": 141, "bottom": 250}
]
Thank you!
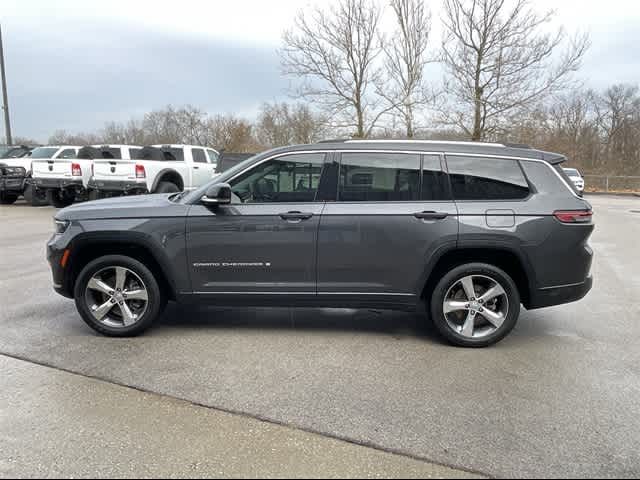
[{"left": 0, "top": 195, "right": 639, "bottom": 478}]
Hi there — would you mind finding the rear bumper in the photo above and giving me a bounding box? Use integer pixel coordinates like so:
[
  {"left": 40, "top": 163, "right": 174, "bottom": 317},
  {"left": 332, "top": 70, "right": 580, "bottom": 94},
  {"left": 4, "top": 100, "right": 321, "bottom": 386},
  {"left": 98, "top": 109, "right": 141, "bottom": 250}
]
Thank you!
[
  {"left": 33, "top": 177, "right": 83, "bottom": 190},
  {"left": 527, "top": 275, "right": 593, "bottom": 309},
  {"left": 88, "top": 178, "right": 148, "bottom": 193}
]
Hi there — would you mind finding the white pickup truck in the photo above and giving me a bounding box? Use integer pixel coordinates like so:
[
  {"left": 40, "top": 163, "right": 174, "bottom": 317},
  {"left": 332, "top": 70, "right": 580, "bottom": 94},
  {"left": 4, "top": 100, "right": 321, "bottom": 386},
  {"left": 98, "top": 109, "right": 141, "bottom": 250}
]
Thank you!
[
  {"left": 33, "top": 144, "right": 142, "bottom": 207},
  {"left": 89, "top": 144, "right": 219, "bottom": 196}
]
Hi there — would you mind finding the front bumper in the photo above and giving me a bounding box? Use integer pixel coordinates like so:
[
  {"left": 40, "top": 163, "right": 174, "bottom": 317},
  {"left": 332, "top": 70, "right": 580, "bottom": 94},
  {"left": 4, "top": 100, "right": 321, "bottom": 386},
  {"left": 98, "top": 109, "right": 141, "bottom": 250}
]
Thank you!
[
  {"left": 0, "top": 175, "right": 27, "bottom": 194},
  {"left": 33, "top": 177, "right": 83, "bottom": 190},
  {"left": 88, "top": 178, "right": 148, "bottom": 193},
  {"left": 528, "top": 275, "right": 593, "bottom": 309},
  {"left": 47, "top": 234, "right": 74, "bottom": 298}
]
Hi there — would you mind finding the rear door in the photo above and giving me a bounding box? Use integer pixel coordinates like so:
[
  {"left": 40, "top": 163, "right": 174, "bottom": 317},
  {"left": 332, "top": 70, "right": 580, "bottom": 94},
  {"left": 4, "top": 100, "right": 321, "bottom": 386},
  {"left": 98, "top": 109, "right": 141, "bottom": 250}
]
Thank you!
[
  {"left": 317, "top": 151, "right": 458, "bottom": 301},
  {"left": 186, "top": 152, "right": 327, "bottom": 295}
]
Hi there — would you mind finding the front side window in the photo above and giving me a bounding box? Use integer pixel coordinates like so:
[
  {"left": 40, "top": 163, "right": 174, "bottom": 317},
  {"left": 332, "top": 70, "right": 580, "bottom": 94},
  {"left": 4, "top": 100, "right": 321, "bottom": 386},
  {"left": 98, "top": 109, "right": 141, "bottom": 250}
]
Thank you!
[
  {"left": 230, "top": 153, "right": 325, "bottom": 203},
  {"left": 192, "top": 148, "right": 207, "bottom": 164},
  {"left": 207, "top": 149, "right": 219, "bottom": 164},
  {"left": 446, "top": 156, "right": 529, "bottom": 200},
  {"left": 338, "top": 152, "right": 420, "bottom": 201},
  {"left": 57, "top": 148, "right": 77, "bottom": 159}
]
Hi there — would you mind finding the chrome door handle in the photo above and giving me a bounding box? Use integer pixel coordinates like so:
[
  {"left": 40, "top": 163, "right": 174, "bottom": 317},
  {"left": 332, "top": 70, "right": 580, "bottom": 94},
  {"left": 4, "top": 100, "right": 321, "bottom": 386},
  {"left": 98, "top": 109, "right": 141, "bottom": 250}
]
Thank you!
[
  {"left": 279, "top": 211, "right": 314, "bottom": 221},
  {"left": 414, "top": 211, "right": 448, "bottom": 220}
]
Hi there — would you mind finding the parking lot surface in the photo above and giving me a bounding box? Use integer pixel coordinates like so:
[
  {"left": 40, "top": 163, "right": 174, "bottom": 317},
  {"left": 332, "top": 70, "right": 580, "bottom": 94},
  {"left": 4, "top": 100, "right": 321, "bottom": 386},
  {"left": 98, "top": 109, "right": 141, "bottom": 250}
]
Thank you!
[{"left": 1, "top": 195, "right": 639, "bottom": 478}]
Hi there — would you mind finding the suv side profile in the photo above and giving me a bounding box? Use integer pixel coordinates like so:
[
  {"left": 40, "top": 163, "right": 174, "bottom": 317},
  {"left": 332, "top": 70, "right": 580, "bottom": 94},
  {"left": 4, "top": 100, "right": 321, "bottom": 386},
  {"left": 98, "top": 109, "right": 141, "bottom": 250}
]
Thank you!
[{"left": 47, "top": 140, "right": 594, "bottom": 347}]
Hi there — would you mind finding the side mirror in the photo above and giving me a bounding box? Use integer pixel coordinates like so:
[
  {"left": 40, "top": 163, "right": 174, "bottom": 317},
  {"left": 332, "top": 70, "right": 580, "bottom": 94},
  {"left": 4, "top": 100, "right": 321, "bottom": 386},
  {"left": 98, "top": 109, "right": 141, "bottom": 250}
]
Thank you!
[{"left": 201, "top": 182, "right": 232, "bottom": 206}]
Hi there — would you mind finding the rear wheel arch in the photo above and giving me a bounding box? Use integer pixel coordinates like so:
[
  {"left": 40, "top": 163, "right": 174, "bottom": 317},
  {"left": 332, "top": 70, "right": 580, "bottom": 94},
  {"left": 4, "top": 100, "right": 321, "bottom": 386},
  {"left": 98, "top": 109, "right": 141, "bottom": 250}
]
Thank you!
[
  {"left": 420, "top": 246, "right": 533, "bottom": 308},
  {"left": 152, "top": 169, "right": 184, "bottom": 192},
  {"left": 66, "top": 234, "right": 177, "bottom": 301}
]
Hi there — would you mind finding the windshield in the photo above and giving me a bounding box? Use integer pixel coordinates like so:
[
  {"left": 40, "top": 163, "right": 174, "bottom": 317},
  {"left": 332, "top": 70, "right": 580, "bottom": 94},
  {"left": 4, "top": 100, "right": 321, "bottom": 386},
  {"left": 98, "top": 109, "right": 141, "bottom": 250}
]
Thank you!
[
  {"left": 30, "top": 147, "right": 60, "bottom": 159},
  {"left": 182, "top": 152, "right": 263, "bottom": 203},
  {"left": 563, "top": 168, "right": 580, "bottom": 177}
]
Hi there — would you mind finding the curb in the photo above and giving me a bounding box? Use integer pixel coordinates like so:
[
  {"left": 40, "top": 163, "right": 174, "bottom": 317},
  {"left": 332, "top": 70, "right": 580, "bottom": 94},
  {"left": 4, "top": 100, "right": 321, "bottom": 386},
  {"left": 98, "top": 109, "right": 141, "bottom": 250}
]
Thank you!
[{"left": 584, "top": 192, "right": 640, "bottom": 198}]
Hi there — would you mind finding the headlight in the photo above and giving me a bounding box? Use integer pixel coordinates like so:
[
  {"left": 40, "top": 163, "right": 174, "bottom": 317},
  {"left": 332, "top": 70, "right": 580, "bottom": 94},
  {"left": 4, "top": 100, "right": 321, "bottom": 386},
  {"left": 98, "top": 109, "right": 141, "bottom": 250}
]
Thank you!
[{"left": 54, "top": 219, "right": 70, "bottom": 234}]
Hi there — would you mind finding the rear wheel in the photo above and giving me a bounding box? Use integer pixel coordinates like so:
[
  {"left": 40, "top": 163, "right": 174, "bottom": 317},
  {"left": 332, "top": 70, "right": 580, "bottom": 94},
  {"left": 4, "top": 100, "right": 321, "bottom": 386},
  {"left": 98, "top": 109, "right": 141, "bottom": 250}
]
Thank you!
[
  {"left": 0, "top": 192, "right": 18, "bottom": 204},
  {"left": 23, "top": 184, "right": 49, "bottom": 206},
  {"left": 46, "top": 189, "right": 76, "bottom": 208},
  {"left": 430, "top": 263, "right": 520, "bottom": 347},
  {"left": 74, "top": 255, "right": 165, "bottom": 337},
  {"left": 154, "top": 181, "right": 180, "bottom": 194}
]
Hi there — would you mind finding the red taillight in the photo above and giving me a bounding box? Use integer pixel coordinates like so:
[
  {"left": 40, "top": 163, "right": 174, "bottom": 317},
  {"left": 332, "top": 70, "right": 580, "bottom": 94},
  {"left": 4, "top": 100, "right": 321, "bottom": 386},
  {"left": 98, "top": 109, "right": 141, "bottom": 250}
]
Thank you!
[
  {"left": 71, "top": 163, "right": 82, "bottom": 176},
  {"left": 135, "top": 164, "right": 146, "bottom": 179},
  {"left": 553, "top": 210, "right": 593, "bottom": 223}
]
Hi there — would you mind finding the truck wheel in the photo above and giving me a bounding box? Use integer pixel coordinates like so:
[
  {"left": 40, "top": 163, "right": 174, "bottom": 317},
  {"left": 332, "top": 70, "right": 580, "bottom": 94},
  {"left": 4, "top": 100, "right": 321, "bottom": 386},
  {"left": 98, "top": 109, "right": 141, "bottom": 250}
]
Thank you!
[
  {"left": 73, "top": 255, "right": 165, "bottom": 337},
  {"left": 155, "top": 181, "right": 180, "bottom": 194},
  {"left": 24, "top": 184, "right": 49, "bottom": 206},
  {"left": 0, "top": 192, "right": 18, "bottom": 204},
  {"left": 46, "top": 190, "right": 76, "bottom": 208},
  {"left": 430, "top": 263, "right": 520, "bottom": 348}
]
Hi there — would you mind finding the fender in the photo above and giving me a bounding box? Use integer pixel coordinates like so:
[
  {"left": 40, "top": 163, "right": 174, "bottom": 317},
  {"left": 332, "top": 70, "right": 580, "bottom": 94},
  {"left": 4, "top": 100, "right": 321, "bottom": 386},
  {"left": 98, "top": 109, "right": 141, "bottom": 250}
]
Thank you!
[
  {"left": 151, "top": 168, "right": 184, "bottom": 192},
  {"left": 68, "top": 230, "right": 181, "bottom": 299}
]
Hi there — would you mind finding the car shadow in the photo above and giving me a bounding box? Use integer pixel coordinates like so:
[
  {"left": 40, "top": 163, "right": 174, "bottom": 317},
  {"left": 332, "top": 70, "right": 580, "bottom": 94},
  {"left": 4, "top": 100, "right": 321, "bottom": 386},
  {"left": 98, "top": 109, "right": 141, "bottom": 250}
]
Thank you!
[{"left": 155, "top": 302, "right": 448, "bottom": 345}]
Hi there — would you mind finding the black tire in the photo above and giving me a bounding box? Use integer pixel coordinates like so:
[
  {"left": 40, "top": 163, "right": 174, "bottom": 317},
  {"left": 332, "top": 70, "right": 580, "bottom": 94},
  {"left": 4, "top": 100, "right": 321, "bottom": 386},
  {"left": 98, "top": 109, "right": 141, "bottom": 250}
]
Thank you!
[
  {"left": 74, "top": 255, "right": 165, "bottom": 337},
  {"left": 88, "top": 190, "right": 105, "bottom": 201},
  {"left": 46, "top": 189, "right": 76, "bottom": 208},
  {"left": 154, "top": 181, "right": 180, "bottom": 194},
  {"left": 0, "top": 192, "right": 18, "bottom": 204},
  {"left": 430, "top": 263, "right": 520, "bottom": 348},
  {"left": 23, "top": 184, "right": 49, "bottom": 206}
]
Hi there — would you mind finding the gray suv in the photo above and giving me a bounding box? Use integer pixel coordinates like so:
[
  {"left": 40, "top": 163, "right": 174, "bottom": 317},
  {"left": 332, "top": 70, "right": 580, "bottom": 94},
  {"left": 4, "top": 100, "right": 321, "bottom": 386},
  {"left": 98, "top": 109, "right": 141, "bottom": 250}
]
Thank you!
[{"left": 47, "top": 140, "right": 594, "bottom": 347}]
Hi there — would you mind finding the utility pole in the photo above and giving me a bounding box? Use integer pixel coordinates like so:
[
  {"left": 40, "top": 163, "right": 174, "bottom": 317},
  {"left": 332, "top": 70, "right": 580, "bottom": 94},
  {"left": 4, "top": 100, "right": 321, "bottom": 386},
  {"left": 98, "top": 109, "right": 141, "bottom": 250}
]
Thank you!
[{"left": 0, "top": 24, "right": 12, "bottom": 145}]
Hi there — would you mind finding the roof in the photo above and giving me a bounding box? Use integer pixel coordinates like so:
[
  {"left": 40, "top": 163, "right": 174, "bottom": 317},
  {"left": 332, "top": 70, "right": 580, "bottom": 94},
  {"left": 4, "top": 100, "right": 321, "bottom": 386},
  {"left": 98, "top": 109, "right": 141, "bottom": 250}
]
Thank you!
[{"left": 284, "top": 139, "right": 566, "bottom": 164}]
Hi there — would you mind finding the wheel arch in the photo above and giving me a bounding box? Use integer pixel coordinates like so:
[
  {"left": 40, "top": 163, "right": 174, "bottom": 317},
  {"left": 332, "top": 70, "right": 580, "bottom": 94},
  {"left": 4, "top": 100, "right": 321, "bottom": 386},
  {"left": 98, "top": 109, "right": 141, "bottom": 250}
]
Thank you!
[
  {"left": 151, "top": 169, "right": 184, "bottom": 192},
  {"left": 419, "top": 245, "right": 534, "bottom": 308},
  {"left": 65, "top": 232, "right": 178, "bottom": 301}
]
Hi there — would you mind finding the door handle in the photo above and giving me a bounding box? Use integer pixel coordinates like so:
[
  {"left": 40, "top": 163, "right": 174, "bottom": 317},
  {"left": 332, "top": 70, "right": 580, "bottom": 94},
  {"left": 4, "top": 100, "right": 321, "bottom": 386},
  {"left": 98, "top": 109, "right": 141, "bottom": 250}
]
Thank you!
[
  {"left": 414, "top": 211, "right": 448, "bottom": 220},
  {"left": 279, "top": 211, "right": 314, "bottom": 221},
  {"left": 193, "top": 166, "right": 200, "bottom": 169}
]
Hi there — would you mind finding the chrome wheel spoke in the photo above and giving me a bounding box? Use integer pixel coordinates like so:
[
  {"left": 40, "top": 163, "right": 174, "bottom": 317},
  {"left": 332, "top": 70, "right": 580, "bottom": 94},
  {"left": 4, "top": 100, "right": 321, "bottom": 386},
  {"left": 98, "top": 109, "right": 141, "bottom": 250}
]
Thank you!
[
  {"left": 444, "top": 300, "right": 469, "bottom": 314},
  {"left": 461, "top": 311, "right": 476, "bottom": 337},
  {"left": 478, "top": 284, "right": 506, "bottom": 304},
  {"left": 460, "top": 276, "right": 476, "bottom": 300},
  {"left": 87, "top": 277, "right": 113, "bottom": 296},
  {"left": 91, "top": 299, "right": 116, "bottom": 320},
  {"left": 479, "top": 308, "right": 505, "bottom": 328},
  {"left": 119, "top": 301, "right": 137, "bottom": 327},
  {"left": 114, "top": 267, "right": 128, "bottom": 291},
  {"left": 124, "top": 288, "right": 148, "bottom": 301}
]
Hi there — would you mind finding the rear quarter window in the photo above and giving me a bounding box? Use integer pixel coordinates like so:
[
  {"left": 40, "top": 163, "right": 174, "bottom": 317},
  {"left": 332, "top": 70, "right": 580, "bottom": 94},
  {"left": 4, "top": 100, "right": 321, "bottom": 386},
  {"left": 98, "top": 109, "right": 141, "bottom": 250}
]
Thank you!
[{"left": 446, "top": 156, "right": 529, "bottom": 200}]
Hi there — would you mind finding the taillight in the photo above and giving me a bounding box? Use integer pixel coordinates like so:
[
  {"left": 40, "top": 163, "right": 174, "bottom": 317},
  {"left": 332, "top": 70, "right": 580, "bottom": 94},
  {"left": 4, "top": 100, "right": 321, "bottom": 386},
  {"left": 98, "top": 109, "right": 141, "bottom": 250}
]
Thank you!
[
  {"left": 553, "top": 210, "right": 593, "bottom": 223},
  {"left": 71, "top": 163, "right": 82, "bottom": 176},
  {"left": 135, "top": 164, "right": 146, "bottom": 179}
]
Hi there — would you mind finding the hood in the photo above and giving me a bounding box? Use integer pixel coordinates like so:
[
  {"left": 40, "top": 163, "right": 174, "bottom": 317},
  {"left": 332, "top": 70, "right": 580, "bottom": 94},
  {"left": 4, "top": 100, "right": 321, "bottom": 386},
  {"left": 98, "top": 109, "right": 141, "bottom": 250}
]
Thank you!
[{"left": 56, "top": 193, "right": 190, "bottom": 221}]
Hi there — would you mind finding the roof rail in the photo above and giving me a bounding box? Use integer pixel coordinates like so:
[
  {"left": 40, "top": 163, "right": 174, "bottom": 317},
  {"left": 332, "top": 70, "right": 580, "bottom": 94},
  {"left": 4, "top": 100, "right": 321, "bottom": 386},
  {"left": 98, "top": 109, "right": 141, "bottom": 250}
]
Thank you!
[
  {"left": 317, "top": 138, "right": 349, "bottom": 143},
  {"left": 502, "top": 142, "right": 532, "bottom": 149},
  {"left": 345, "top": 139, "right": 505, "bottom": 148}
]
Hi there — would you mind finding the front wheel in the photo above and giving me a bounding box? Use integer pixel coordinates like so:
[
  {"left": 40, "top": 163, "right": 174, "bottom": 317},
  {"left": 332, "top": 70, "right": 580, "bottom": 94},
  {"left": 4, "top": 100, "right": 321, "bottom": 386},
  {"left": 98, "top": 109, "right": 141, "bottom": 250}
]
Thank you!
[
  {"left": 74, "top": 255, "right": 165, "bottom": 337},
  {"left": 46, "top": 189, "right": 76, "bottom": 208},
  {"left": 430, "top": 263, "right": 520, "bottom": 347},
  {"left": 0, "top": 192, "right": 18, "bottom": 204},
  {"left": 154, "top": 181, "right": 180, "bottom": 194}
]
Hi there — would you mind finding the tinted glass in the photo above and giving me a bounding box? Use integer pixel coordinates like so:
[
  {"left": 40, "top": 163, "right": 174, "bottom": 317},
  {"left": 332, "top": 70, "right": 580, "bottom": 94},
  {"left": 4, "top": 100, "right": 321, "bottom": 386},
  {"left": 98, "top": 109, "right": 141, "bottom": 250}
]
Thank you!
[
  {"left": 563, "top": 168, "right": 580, "bottom": 177},
  {"left": 164, "top": 148, "right": 184, "bottom": 161},
  {"left": 98, "top": 148, "right": 121, "bottom": 159},
  {"left": 192, "top": 148, "right": 207, "bottom": 163},
  {"left": 129, "top": 148, "right": 142, "bottom": 159},
  {"left": 422, "top": 155, "right": 450, "bottom": 200},
  {"left": 447, "top": 156, "right": 529, "bottom": 200},
  {"left": 338, "top": 153, "right": 420, "bottom": 201},
  {"left": 30, "top": 147, "right": 60, "bottom": 159},
  {"left": 230, "top": 153, "right": 325, "bottom": 203},
  {"left": 58, "top": 148, "right": 77, "bottom": 159},
  {"left": 207, "top": 149, "right": 219, "bottom": 163}
]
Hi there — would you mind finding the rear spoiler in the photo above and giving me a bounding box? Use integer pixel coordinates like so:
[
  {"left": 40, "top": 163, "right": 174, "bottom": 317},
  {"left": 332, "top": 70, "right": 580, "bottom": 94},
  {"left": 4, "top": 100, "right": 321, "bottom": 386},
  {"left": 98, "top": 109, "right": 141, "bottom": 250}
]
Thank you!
[{"left": 540, "top": 151, "right": 567, "bottom": 165}]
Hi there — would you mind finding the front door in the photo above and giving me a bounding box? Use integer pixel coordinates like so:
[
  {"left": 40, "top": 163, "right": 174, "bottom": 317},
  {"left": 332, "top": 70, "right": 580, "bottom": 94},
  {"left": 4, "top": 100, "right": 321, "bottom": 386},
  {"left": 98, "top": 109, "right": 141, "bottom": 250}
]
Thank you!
[
  {"left": 187, "top": 152, "right": 327, "bottom": 295},
  {"left": 317, "top": 152, "right": 459, "bottom": 301}
]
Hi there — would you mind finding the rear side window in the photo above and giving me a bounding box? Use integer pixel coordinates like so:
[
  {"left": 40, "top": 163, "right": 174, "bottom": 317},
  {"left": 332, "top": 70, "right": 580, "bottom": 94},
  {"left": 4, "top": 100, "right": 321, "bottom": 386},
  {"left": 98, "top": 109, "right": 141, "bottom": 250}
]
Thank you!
[
  {"left": 446, "top": 156, "right": 529, "bottom": 200},
  {"left": 338, "top": 153, "right": 420, "bottom": 201},
  {"left": 163, "top": 148, "right": 184, "bottom": 161},
  {"left": 422, "top": 155, "right": 450, "bottom": 200},
  {"left": 192, "top": 148, "right": 207, "bottom": 163}
]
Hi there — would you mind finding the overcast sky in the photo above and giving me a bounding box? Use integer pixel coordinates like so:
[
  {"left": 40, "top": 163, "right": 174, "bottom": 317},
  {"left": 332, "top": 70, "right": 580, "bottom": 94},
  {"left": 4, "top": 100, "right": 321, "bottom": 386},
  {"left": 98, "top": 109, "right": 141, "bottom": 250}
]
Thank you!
[{"left": 2, "top": 0, "right": 639, "bottom": 142}]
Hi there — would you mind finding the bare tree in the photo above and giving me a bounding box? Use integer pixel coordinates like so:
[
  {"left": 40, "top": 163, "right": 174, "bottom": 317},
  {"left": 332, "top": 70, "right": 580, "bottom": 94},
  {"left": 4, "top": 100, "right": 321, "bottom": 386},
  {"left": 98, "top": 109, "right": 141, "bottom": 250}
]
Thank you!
[
  {"left": 440, "top": 0, "right": 590, "bottom": 141},
  {"left": 280, "top": 0, "right": 390, "bottom": 138},
  {"left": 379, "top": 0, "right": 433, "bottom": 138},
  {"left": 257, "top": 102, "right": 327, "bottom": 147},
  {"left": 206, "top": 114, "right": 261, "bottom": 153}
]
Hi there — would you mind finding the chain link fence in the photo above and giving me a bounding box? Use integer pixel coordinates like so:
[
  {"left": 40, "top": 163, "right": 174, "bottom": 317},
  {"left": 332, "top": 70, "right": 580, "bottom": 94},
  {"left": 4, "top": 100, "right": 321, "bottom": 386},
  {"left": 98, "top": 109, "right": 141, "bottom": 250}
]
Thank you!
[{"left": 582, "top": 175, "right": 640, "bottom": 194}]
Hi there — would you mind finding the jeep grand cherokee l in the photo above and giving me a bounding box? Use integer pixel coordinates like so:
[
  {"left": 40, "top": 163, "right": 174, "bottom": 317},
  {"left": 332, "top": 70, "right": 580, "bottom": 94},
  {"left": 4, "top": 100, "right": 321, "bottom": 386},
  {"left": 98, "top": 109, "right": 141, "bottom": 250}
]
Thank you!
[{"left": 47, "top": 140, "right": 594, "bottom": 347}]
